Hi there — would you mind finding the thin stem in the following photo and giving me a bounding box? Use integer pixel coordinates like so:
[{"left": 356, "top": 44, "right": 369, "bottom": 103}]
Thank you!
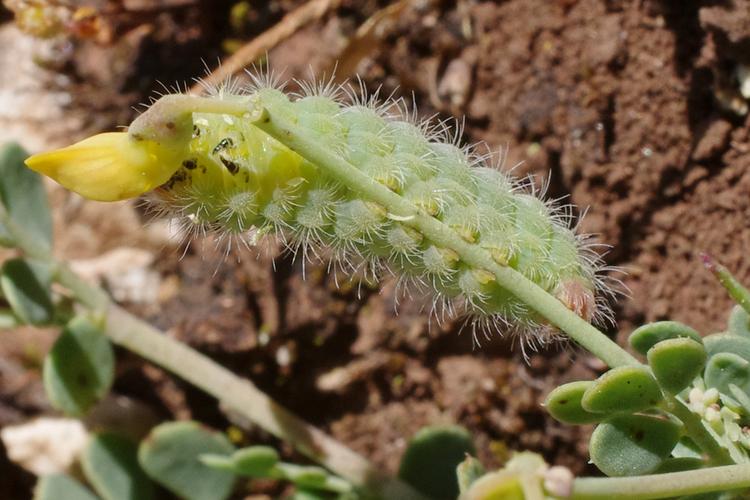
[
  {"left": 252, "top": 108, "right": 638, "bottom": 369},
  {"left": 569, "top": 463, "right": 750, "bottom": 499},
  {"left": 55, "top": 264, "right": 109, "bottom": 311},
  {"left": 103, "top": 306, "right": 423, "bottom": 500},
  {"left": 0, "top": 205, "right": 424, "bottom": 500},
  {"left": 128, "top": 95, "right": 256, "bottom": 143}
]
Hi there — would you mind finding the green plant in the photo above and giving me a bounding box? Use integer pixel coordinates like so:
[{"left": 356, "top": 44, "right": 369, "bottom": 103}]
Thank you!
[{"left": 5, "top": 73, "right": 750, "bottom": 499}]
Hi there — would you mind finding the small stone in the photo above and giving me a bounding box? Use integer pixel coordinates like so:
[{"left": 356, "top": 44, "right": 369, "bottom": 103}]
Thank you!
[
  {"left": 1, "top": 418, "right": 88, "bottom": 476},
  {"left": 438, "top": 57, "right": 474, "bottom": 108},
  {"left": 70, "top": 247, "right": 160, "bottom": 304}
]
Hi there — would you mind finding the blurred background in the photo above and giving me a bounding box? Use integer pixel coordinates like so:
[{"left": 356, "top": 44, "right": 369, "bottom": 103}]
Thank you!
[{"left": 1, "top": 0, "right": 750, "bottom": 498}]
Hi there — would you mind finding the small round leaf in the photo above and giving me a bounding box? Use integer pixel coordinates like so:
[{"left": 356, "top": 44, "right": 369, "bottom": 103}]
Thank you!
[
  {"left": 398, "top": 425, "right": 475, "bottom": 500},
  {"left": 43, "top": 316, "right": 114, "bottom": 416},
  {"left": 278, "top": 463, "right": 329, "bottom": 488},
  {"left": 1, "top": 258, "right": 53, "bottom": 325},
  {"left": 590, "top": 414, "right": 681, "bottom": 476},
  {"left": 81, "top": 433, "right": 156, "bottom": 500},
  {"left": 138, "top": 421, "right": 235, "bottom": 500},
  {"left": 704, "top": 333, "right": 750, "bottom": 363},
  {"left": 728, "top": 305, "right": 750, "bottom": 338},
  {"left": 704, "top": 352, "right": 750, "bottom": 396},
  {"left": 198, "top": 454, "right": 235, "bottom": 472},
  {"left": 545, "top": 381, "right": 602, "bottom": 424},
  {"left": 629, "top": 322, "right": 702, "bottom": 355},
  {"left": 582, "top": 366, "right": 663, "bottom": 414},
  {"left": 647, "top": 338, "right": 706, "bottom": 394}
]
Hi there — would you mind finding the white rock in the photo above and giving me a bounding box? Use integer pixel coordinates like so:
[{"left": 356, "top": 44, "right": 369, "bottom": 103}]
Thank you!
[{"left": 1, "top": 417, "right": 88, "bottom": 475}]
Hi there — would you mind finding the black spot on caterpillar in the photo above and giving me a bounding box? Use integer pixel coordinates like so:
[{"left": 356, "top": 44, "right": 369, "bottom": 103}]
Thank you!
[{"left": 220, "top": 156, "right": 239, "bottom": 175}]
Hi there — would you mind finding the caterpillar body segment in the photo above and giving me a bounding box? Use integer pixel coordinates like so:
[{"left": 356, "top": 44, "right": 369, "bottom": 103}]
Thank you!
[{"left": 25, "top": 76, "right": 613, "bottom": 349}]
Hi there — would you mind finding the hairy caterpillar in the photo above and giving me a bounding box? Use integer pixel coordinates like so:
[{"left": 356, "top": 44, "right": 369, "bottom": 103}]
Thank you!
[{"left": 26, "top": 72, "right": 615, "bottom": 352}]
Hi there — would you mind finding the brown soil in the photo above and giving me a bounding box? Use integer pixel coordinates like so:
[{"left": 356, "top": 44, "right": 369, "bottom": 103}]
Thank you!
[{"left": 2, "top": 0, "right": 750, "bottom": 498}]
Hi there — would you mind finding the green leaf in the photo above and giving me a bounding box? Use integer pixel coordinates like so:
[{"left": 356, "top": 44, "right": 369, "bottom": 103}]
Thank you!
[
  {"left": 0, "top": 143, "right": 52, "bottom": 251},
  {"left": 43, "top": 316, "right": 114, "bottom": 416},
  {"left": 232, "top": 446, "right": 280, "bottom": 476},
  {"left": 277, "top": 463, "right": 329, "bottom": 489},
  {"left": 704, "top": 353, "right": 750, "bottom": 396},
  {"left": 703, "top": 255, "right": 750, "bottom": 317},
  {"left": 202, "top": 446, "right": 351, "bottom": 495},
  {"left": 138, "top": 421, "right": 235, "bottom": 500},
  {"left": 704, "top": 333, "right": 750, "bottom": 363},
  {"left": 728, "top": 305, "right": 750, "bottom": 338},
  {"left": 581, "top": 366, "right": 663, "bottom": 414},
  {"left": 198, "top": 454, "right": 236, "bottom": 472},
  {"left": 34, "top": 474, "right": 100, "bottom": 500},
  {"left": 81, "top": 433, "right": 156, "bottom": 500},
  {"left": 629, "top": 321, "right": 702, "bottom": 355},
  {"left": 545, "top": 381, "right": 603, "bottom": 424},
  {"left": 1, "top": 258, "right": 54, "bottom": 325},
  {"left": 281, "top": 463, "right": 352, "bottom": 494},
  {"left": 647, "top": 338, "right": 706, "bottom": 394},
  {"left": 398, "top": 425, "right": 475, "bottom": 500},
  {"left": 589, "top": 414, "right": 681, "bottom": 476}
]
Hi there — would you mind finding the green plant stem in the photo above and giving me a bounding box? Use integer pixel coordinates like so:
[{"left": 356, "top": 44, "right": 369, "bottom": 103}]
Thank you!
[
  {"left": 102, "top": 306, "right": 422, "bottom": 500},
  {"left": 251, "top": 107, "right": 638, "bottom": 369},
  {"left": 569, "top": 463, "right": 750, "bottom": 499},
  {"left": 0, "top": 205, "right": 424, "bottom": 500}
]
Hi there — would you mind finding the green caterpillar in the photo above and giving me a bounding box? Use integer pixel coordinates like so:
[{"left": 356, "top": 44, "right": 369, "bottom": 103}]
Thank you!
[{"left": 26, "top": 73, "right": 614, "bottom": 350}]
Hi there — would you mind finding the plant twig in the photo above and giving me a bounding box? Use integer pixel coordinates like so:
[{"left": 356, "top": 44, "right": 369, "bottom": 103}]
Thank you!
[
  {"left": 570, "top": 463, "right": 750, "bottom": 499},
  {"left": 191, "top": 0, "right": 340, "bottom": 94},
  {"left": 102, "top": 305, "right": 423, "bottom": 499}
]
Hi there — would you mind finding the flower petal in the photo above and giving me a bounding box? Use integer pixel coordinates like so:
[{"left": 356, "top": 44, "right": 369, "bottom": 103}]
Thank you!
[{"left": 25, "top": 133, "right": 180, "bottom": 202}]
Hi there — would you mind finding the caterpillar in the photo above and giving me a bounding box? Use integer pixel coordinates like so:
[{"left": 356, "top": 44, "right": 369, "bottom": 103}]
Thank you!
[{"left": 26, "top": 72, "right": 615, "bottom": 352}]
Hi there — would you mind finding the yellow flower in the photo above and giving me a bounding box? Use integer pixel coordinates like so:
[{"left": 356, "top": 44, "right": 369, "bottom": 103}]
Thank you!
[{"left": 25, "top": 132, "right": 182, "bottom": 202}]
